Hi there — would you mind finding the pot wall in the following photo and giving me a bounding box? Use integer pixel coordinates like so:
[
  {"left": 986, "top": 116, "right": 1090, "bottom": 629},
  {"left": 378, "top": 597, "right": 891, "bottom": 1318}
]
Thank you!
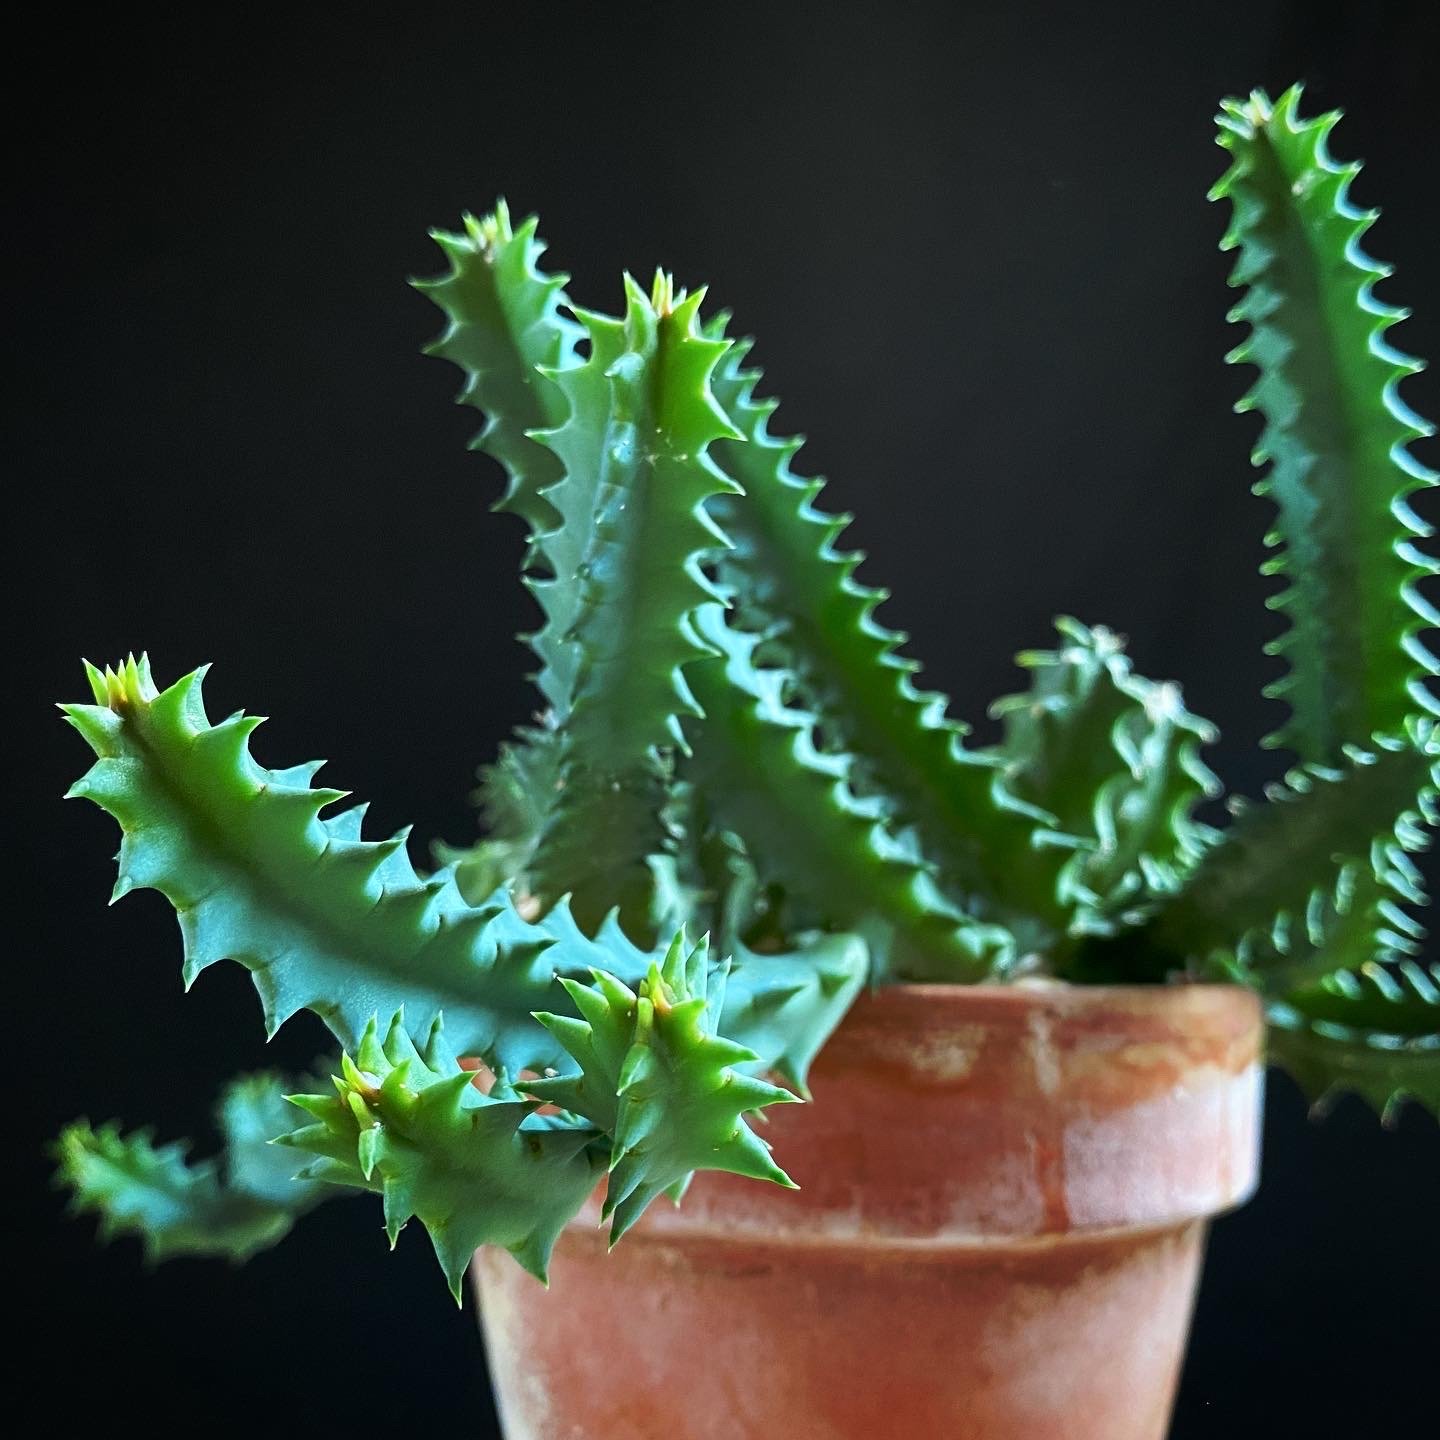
[{"left": 476, "top": 983, "right": 1264, "bottom": 1440}]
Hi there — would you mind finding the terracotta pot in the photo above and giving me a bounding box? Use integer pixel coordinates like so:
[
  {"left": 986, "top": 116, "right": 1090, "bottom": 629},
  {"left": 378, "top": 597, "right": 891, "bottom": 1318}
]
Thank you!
[{"left": 475, "top": 983, "right": 1264, "bottom": 1439}]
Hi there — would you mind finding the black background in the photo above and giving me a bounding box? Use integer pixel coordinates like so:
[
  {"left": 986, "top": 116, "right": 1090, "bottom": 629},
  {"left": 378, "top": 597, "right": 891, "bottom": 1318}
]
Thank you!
[{"left": 11, "top": 2, "right": 1438, "bottom": 1434}]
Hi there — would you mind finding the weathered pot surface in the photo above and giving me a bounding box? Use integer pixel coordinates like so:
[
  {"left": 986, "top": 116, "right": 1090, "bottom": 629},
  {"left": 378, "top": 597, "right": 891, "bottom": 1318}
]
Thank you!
[{"left": 475, "top": 982, "right": 1264, "bottom": 1440}]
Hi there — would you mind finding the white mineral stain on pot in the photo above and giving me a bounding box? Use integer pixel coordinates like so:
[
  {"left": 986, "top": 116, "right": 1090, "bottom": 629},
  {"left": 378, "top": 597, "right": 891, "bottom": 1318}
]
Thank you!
[
  {"left": 1026, "top": 1008, "right": 1061, "bottom": 1096},
  {"left": 1059, "top": 1062, "right": 1263, "bottom": 1229},
  {"left": 894, "top": 1023, "right": 989, "bottom": 1082}
]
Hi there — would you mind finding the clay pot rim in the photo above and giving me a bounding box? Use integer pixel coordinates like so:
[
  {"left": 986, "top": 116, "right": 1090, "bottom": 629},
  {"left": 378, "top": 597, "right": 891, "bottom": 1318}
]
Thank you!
[
  {"left": 824, "top": 980, "right": 1263, "bottom": 1084},
  {"left": 843, "top": 978, "right": 1261, "bottom": 1022},
  {"left": 860, "top": 978, "right": 1251, "bottom": 1001}
]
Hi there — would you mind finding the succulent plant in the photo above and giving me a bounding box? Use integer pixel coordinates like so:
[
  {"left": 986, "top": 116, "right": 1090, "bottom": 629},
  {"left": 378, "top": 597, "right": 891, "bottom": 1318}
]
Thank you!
[{"left": 56, "top": 85, "right": 1437, "bottom": 1296}]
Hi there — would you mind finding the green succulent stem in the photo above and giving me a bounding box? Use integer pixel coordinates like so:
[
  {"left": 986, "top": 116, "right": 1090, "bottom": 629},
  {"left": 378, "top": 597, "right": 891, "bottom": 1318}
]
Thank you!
[
  {"left": 56, "top": 1067, "right": 343, "bottom": 1263},
  {"left": 1213, "top": 86, "right": 1437, "bottom": 762},
  {"left": 705, "top": 335, "right": 1052, "bottom": 939},
  {"left": 416, "top": 199, "right": 580, "bottom": 535},
  {"left": 991, "top": 617, "right": 1221, "bottom": 950},
  {"left": 63, "top": 655, "right": 611, "bottom": 1076},
  {"left": 522, "top": 277, "right": 742, "bottom": 936},
  {"left": 1268, "top": 960, "right": 1439, "bottom": 1122},
  {"left": 686, "top": 606, "right": 1013, "bottom": 982},
  {"left": 281, "top": 1013, "right": 604, "bottom": 1297},
  {"left": 528, "top": 933, "right": 800, "bottom": 1242},
  {"left": 1136, "top": 723, "right": 1437, "bottom": 988}
]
